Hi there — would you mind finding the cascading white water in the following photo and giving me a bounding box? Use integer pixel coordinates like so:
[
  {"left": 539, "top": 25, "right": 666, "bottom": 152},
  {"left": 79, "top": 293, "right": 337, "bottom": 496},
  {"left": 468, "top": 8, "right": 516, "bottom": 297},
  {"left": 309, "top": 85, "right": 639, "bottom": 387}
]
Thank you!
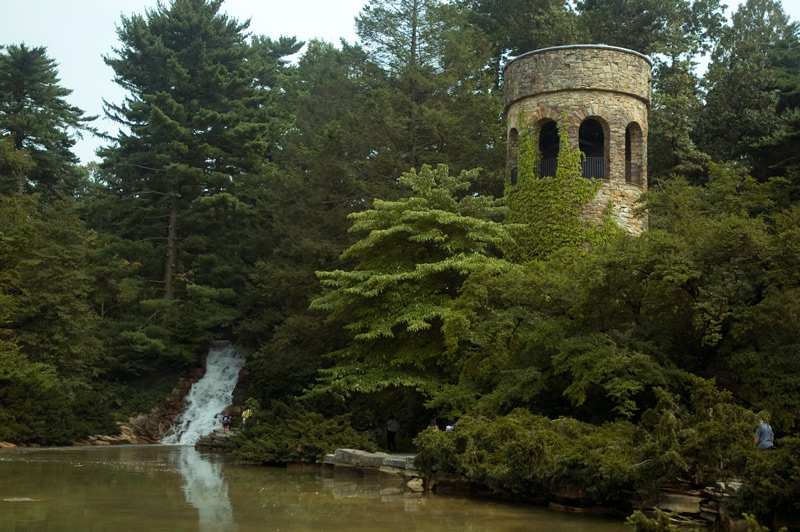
[{"left": 162, "top": 341, "right": 245, "bottom": 445}]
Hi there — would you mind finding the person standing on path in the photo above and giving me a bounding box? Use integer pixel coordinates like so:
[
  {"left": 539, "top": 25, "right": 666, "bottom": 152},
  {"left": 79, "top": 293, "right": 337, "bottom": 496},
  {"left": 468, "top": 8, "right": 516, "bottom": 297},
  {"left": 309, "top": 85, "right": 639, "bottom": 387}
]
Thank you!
[
  {"left": 755, "top": 417, "right": 775, "bottom": 450},
  {"left": 386, "top": 416, "right": 400, "bottom": 452}
]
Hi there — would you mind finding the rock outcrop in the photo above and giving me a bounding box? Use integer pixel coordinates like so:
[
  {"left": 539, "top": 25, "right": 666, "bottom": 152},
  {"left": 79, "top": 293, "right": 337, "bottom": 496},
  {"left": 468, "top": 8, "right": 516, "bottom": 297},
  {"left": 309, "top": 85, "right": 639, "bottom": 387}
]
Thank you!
[
  {"left": 70, "top": 365, "right": 206, "bottom": 447},
  {"left": 194, "top": 429, "right": 237, "bottom": 451},
  {"left": 324, "top": 449, "right": 423, "bottom": 492}
]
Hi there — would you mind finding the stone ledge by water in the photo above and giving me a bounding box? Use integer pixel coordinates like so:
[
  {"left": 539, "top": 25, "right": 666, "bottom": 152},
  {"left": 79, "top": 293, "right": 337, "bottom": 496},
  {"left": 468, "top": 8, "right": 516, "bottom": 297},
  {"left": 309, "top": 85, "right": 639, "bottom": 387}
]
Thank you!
[
  {"left": 194, "top": 428, "right": 237, "bottom": 451},
  {"left": 325, "top": 449, "right": 424, "bottom": 492}
]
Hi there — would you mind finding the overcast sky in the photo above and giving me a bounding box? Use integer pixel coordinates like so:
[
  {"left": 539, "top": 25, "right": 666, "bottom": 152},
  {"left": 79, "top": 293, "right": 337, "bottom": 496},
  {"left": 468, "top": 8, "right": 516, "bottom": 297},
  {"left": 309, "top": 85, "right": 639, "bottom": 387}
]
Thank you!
[
  {"left": 0, "top": 0, "right": 367, "bottom": 163},
  {"left": 1, "top": 0, "right": 799, "bottom": 165}
]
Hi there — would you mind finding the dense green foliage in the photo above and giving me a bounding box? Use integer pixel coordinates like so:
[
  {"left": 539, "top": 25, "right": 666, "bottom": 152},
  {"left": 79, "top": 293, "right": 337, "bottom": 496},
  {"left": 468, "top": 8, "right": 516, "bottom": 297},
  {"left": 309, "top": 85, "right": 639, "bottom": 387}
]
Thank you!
[
  {"left": 0, "top": 195, "right": 115, "bottom": 442},
  {"left": 728, "top": 437, "right": 799, "bottom": 529},
  {"left": 416, "top": 411, "right": 642, "bottom": 500},
  {"left": 414, "top": 376, "right": 756, "bottom": 498},
  {"left": 0, "top": 44, "right": 95, "bottom": 198},
  {"left": 309, "top": 164, "right": 509, "bottom": 401},
  {"left": 226, "top": 400, "right": 377, "bottom": 463},
  {"left": 628, "top": 510, "right": 788, "bottom": 532},
  {"left": 504, "top": 113, "right": 607, "bottom": 261},
  {"left": 2, "top": 0, "right": 800, "bottom": 527}
]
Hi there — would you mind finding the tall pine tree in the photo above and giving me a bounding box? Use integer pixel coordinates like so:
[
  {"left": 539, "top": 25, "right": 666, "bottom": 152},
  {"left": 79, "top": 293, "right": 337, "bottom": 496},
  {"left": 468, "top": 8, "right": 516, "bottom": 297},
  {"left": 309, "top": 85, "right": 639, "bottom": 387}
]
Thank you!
[
  {"left": 355, "top": 0, "right": 504, "bottom": 186},
  {"left": 0, "top": 44, "right": 95, "bottom": 198},
  {"left": 99, "top": 0, "right": 297, "bottom": 343}
]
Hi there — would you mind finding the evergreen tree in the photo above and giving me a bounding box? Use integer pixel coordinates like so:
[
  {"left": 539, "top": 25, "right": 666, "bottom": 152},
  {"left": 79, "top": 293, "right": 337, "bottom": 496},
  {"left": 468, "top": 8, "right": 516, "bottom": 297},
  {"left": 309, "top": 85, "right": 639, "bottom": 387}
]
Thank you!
[
  {"left": 0, "top": 44, "right": 95, "bottom": 198},
  {"left": 0, "top": 195, "right": 102, "bottom": 377},
  {"left": 99, "top": 0, "right": 298, "bottom": 359},
  {"left": 753, "top": 30, "right": 800, "bottom": 191},
  {"left": 648, "top": 57, "right": 710, "bottom": 182},
  {"left": 699, "top": 0, "right": 800, "bottom": 180},
  {"left": 309, "top": 165, "right": 510, "bottom": 401},
  {"left": 0, "top": 194, "right": 115, "bottom": 443},
  {"left": 0, "top": 136, "right": 33, "bottom": 194},
  {"left": 576, "top": 0, "right": 725, "bottom": 57},
  {"left": 462, "top": 0, "right": 587, "bottom": 62},
  {"left": 239, "top": 4, "right": 507, "bottom": 402},
  {"left": 355, "top": 0, "right": 505, "bottom": 184},
  {"left": 237, "top": 41, "right": 393, "bottom": 401}
]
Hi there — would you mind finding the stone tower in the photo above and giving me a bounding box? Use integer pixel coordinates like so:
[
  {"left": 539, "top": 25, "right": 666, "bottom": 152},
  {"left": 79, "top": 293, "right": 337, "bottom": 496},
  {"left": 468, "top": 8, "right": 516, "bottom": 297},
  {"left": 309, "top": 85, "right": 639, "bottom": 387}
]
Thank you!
[{"left": 504, "top": 45, "right": 652, "bottom": 234}]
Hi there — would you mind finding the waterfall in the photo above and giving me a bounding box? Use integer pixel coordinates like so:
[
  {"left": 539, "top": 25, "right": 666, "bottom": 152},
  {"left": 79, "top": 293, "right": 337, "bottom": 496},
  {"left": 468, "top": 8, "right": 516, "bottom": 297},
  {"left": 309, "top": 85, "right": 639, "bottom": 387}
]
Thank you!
[{"left": 163, "top": 341, "right": 245, "bottom": 445}]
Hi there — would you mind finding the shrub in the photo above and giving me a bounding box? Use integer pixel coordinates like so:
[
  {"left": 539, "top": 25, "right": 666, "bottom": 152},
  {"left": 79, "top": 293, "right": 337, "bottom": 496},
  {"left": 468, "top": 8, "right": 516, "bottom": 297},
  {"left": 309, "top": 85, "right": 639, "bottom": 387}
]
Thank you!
[
  {"left": 227, "top": 400, "right": 377, "bottom": 463},
  {"left": 414, "top": 409, "right": 650, "bottom": 502},
  {"left": 729, "top": 437, "right": 800, "bottom": 528}
]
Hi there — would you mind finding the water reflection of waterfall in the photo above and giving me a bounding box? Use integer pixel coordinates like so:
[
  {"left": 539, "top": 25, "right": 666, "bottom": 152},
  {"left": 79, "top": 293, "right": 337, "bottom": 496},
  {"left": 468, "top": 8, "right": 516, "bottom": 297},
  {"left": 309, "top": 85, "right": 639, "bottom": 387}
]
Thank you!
[
  {"left": 163, "top": 341, "right": 245, "bottom": 445},
  {"left": 174, "top": 446, "right": 237, "bottom": 532}
]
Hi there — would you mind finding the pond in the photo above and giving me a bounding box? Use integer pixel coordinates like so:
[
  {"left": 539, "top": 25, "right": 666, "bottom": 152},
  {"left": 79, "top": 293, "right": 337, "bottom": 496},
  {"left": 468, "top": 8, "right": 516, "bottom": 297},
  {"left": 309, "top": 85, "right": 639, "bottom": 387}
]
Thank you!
[{"left": 0, "top": 445, "right": 628, "bottom": 532}]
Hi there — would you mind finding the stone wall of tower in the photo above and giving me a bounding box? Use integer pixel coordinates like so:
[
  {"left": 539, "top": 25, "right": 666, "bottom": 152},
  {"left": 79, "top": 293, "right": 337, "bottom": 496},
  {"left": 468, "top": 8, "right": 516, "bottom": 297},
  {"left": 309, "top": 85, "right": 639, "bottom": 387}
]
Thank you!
[{"left": 504, "top": 45, "right": 652, "bottom": 235}]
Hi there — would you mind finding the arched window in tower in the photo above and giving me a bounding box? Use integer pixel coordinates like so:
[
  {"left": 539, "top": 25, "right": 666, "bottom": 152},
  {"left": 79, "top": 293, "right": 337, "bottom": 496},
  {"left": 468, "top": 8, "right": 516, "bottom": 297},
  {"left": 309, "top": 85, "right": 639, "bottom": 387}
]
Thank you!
[
  {"left": 504, "top": 45, "right": 651, "bottom": 234},
  {"left": 538, "top": 120, "right": 558, "bottom": 177},
  {"left": 508, "top": 128, "right": 519, "bottom": 185},
  {"left": 579, "top": 118, "right": 605, "bottom": 179},
  {"left": 625, "top": 122, "right": 644, "bottom": 185}
]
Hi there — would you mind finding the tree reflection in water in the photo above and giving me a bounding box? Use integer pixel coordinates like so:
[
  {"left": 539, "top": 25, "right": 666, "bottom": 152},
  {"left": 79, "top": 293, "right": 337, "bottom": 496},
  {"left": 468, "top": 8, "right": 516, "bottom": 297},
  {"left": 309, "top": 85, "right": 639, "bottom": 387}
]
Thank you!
[{"left": 0, "top": 446, "right": 627, "bottom": 531}]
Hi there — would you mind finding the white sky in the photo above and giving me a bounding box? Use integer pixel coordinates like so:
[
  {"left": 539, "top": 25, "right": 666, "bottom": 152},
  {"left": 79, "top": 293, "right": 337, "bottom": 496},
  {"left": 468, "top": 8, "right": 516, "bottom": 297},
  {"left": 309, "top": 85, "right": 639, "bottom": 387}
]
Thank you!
[
  {"left": 1, "top": 0, "right": 799, "bottom": 165},
  {"left": 0, "top": 0, "right": 367, "bottom": 163}
]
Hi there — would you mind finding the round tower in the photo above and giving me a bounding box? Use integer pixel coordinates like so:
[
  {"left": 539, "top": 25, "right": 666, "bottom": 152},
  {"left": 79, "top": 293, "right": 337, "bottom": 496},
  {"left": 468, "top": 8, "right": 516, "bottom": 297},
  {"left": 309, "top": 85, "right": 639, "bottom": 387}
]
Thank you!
[{"left": 504, "top": 45, "right": 652, "bottom": 234}]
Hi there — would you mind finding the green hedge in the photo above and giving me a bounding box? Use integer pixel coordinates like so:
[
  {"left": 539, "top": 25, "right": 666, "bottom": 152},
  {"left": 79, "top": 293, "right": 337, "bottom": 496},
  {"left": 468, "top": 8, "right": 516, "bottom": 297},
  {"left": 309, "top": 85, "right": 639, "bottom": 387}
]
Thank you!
[
  {"left": 227, "top": 400, "right": 377, "bottom": 463},
  {"left": 414, "top": 409, "right": 648, "bottom": 502}
]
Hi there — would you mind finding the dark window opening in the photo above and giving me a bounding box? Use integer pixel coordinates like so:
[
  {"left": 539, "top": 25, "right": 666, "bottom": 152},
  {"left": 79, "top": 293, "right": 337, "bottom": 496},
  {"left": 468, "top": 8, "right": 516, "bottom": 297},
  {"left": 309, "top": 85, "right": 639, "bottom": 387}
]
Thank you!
[
  {"left": 539, "top": 120, "right": 558, "bottom": 177},
  {"left": 579, "top": 119, "right": 605, "bottom": 179},
  {"left": 625, "top": 123, "right": 643, "bottom": 185},
  {"left": 508, "top": 128, "right": 519, "bottom": 185}
]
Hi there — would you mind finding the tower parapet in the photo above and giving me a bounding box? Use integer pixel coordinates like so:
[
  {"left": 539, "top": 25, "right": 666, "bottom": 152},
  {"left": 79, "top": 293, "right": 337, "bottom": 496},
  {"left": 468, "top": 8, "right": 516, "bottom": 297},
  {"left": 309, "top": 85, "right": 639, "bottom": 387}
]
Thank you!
[{"left": 504, "top": 45, "right": 652, "bottom": 234}]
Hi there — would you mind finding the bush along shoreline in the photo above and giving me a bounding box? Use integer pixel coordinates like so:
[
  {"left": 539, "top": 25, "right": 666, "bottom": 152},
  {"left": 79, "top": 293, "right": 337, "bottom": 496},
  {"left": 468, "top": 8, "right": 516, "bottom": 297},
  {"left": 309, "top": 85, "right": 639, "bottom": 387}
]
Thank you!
[
  {"left": 214, "top": 372, "right": 799, "bottom": 531},
  {"left": 412, "top": 408, "right": 799, "bottom": 531}
]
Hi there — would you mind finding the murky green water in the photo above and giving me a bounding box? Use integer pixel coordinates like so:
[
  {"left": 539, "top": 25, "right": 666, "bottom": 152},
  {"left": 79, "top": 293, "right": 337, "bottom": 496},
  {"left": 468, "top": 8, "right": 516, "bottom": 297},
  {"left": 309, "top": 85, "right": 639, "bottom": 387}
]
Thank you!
[{"left": 0, "top": 446, "right": 628, "bottom": 532}]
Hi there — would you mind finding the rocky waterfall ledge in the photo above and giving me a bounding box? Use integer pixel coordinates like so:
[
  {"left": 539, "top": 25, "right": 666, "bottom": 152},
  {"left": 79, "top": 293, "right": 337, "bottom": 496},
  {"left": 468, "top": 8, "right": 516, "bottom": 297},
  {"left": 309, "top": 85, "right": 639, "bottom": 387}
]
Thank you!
[{"left": 194, "top": 428, "right": 238, "bottom": 451}]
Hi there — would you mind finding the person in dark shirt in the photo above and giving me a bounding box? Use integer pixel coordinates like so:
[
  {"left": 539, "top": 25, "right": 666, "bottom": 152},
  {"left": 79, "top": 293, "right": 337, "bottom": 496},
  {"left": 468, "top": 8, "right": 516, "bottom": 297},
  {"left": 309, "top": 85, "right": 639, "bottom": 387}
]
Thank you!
[{"left": 386, "top": 416, "right": 399, "bottom": 452}]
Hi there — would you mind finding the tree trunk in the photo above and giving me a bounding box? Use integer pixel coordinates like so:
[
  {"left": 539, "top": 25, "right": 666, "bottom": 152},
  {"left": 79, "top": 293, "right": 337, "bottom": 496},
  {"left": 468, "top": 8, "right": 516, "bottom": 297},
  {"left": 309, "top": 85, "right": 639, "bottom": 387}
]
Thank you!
[
  {"left": 408, "top": 0, "right": 420, "bottom": 169},
  {"left": 164, "top": 182, "right": 181, "bottom": 300},
  {"left": 14, "top": 139, "right": 25, "bottom": 194}
]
